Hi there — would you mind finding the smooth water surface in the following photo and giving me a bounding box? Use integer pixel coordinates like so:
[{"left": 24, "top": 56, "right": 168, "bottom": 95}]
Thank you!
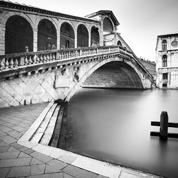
[{"left": 66, "top": 89, "right": 178, "bottom": 178}]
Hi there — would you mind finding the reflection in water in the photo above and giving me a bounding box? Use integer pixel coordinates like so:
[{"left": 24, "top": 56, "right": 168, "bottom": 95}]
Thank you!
[{"left": 61, "top": 88, "right": 178, "bottom": 178}]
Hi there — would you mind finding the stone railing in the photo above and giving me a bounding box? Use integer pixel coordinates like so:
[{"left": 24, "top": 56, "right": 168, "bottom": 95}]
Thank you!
[{"left": 0, "top": 46, "right": 133, "bottom": 72}]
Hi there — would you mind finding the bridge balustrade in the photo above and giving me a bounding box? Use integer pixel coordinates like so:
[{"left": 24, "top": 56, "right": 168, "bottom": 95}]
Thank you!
[{"left": 0, "top": 46, "right": 132, "bottom": 72}]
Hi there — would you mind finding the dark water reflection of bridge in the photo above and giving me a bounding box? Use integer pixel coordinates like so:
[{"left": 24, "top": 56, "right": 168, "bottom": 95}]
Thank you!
[{"left": 59, "top": 88, "right": 178, "bottom": 178}]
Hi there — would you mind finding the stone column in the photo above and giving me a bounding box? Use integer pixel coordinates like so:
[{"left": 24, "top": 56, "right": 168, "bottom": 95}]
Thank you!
[
  {"left": 88, "top": 28, "right": 91, "bottom": 47},
  {"left": 0, "top": 19, "right": 5, "bottom": 55},
  {"left": 33, "top": 28, "right": 38, "bottom": 52},
  {"left": 57, "top": 30, "right": 60, "bottom": 50},
  {"left": 99, "top": 16, "right": 104, "bottom": 46},
  {"left": 74, "top": 30, "right": 77, "bottom": 48}
]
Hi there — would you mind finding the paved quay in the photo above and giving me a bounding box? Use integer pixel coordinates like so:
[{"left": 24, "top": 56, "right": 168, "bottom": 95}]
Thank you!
[{"left": 0, "top": 103, "right": 160, "bottom": 178}]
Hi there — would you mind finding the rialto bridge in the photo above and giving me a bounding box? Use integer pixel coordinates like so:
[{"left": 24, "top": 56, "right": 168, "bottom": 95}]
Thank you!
[{"left": 0, "top": 1, "right": 155, "bottom": 108}]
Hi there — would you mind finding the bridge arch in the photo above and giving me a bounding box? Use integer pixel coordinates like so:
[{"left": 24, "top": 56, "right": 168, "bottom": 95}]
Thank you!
[
  {"left": 60, "top": 22, "right": 75, "bottom": 49},
  {"left": 37, "top": 19, "right": 57, "bottom": 51},
  {"left": 66, "top": 57, "right": 145, "bottom": 101},
  {"left": 5, "top": 15, "right": 33, "bottom": 54},
  {"left": 77, "top": 24, "right": 89, "bottom": 47}
]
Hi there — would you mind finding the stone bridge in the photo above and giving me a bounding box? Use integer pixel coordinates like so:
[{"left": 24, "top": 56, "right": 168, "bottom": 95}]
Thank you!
[{"left": 0, "top": 46, "right": 155, "bottom": 108}]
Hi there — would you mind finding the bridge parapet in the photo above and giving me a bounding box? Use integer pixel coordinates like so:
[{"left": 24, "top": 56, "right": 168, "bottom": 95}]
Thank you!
[{"left": 0, "top": 46, "right": 133, "bottom": 77}]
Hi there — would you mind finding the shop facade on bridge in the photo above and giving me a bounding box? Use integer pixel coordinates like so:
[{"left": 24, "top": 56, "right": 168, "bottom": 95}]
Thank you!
[{"left": 0, "top": 1, "right": 130, "bottom": 55}]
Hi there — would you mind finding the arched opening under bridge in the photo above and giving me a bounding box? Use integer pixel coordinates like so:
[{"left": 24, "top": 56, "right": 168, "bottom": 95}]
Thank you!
[{"left": 83, "top": 61, "right": 143, "bottom": 89}]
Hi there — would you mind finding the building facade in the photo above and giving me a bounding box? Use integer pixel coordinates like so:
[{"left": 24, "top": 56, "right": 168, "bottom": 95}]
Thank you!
[{"left": 156, "top": 33, "right": 178, "bottom": 88}]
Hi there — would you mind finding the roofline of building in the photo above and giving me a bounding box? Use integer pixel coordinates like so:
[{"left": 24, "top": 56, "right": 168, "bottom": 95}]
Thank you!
[
  {"left": 157, "top": 33, "right": 178, "bottom": 38},
  {"left": 156, "top": 33, "right": 178, "bottom": 51},
  {"left": 0, "top": 0, "right": 100, "bottom": 24},
  {"left": 85, "top": 10, "right": 120, "bottom": 26}
]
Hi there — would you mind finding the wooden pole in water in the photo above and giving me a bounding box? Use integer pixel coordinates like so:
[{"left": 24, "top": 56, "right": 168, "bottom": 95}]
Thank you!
[{"left": 160, "top": 111, "right": 168, "bottom": 140}]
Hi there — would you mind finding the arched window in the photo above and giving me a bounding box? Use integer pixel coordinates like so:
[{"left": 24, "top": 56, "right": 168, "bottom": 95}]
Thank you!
[
  {"left": 162, "top": 40, "right": 167, "bottom": 51},
  {"left": 162, "top": 55, "right": 167, "bottom": 67},
  {"left": 117, "top": 41, "right": 122, "bottom": 46},
  {"left": 91, "top": 26, "right": 100, "bottom": 47},
  {"left": 60, "top": 22, "right": 75, "bottom": 49},
  {"left": 5, "top": 15, "right": 33, "bottom": 54},
  {"left": 103, "top": 17, "right": 114, "bottom": 34},
  {"left": 38, "top": 19, "right": 57, "bottom": 51},
  {"left": 77, "top": 24, "right": 89, "bottom": 47}
]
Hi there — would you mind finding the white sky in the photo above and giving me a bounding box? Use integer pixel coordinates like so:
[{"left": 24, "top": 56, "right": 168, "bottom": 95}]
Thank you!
[{"left": 10, "top": 0, "right": 178, "bottom": 61}]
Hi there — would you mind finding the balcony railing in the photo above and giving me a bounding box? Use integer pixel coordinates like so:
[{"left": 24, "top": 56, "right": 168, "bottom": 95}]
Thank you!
[{"left": 0, "top": 46, "right": 133, "bottom": 72}]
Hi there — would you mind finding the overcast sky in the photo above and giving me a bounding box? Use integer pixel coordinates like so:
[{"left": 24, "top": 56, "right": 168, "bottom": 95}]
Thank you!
[{"left": 11, "top": 0, "right": 178, "bottom": 61}]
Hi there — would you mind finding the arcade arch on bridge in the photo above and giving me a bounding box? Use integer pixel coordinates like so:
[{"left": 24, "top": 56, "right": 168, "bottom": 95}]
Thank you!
[
  {"left": 91, "top": 26, "right": 100, "bottom": 47},
  {"left": 5, "top": 15, "right": 33, "bottom": 54},
  {"left": 60, "top": 22, "right": 75, "bottom": 49},
  {"left": 103, "top": 17, "right": 114, "bottom": 35},
  {"left": 37, "top": 19, "right": 57, "bottom": 51},
  {"left": 77, "top": 24, "right": 89, "bottom": 47}
]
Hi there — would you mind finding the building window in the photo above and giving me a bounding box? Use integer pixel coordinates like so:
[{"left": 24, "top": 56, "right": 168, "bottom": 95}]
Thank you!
[
  {"left": 162, "top": 39, "right": 167, "bottom": 51},
  {"left": 162, "top": 55, "right": 167, "bottom": 67},
  {"left": 162, "top": 83, "right": 167, "bottom": 87},
  {"left": 117, "top": 41, "right": 122, "bottom": 46},
  {"left": 162, "top": 73, "right": 168, "bottom": 80}
]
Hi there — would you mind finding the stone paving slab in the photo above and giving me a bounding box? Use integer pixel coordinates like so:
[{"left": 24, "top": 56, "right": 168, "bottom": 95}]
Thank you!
[{"left": 0, "top": 102, "right": 161, "bottom": 178}]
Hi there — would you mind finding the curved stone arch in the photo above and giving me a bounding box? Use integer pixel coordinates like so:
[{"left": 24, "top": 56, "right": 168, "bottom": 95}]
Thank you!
[
  {"left": 66, "top": 56, "right": 146, "bottom": 101},
  {"left": 37, "top": 18, "right": 58, "bottom": 51},
  {"left": 4, "top": 13, "right": 34, "bottom": 54},
  {"left": 90, "top": 25, "right": 100, "bottom": 46},
  {"left": 2, "top": 11, "right": 35, "bottom": 30},
  {"left": 58, "top": 20, "right": 76, "bottom": 32},
  {"left": 75, "top": 23, "right": 90, "bottom": 35},
  {"left": 77, "top": 23, "right": 89, "bottom": 47},
  {"left": 103, "top": 16, "right": 115, "bottom": 33},
  {"left": 60, "top": 21, "right": 75, "bottom": 49},
  {"left": 89, "top": 24, "right": 102, "bottom": 46},
  {"left": 76, "top": 22, "right": 90, "bottom": 35},
  {"left": 36, "top": 17, "right": 59, "bottom": 32}
]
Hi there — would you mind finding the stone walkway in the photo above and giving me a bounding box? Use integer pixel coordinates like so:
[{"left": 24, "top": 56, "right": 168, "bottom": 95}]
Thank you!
[
  {"left": 0, "top": 103, "right": 109, "bottom": 178},
  {"left": 0, "top": 103, "right": 160, "bottom": 178}
]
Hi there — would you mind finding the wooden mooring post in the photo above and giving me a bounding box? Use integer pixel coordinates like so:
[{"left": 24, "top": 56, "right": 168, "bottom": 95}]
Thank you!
[{"left": 150, "top": 111, "right": 178, "bottom": 140}]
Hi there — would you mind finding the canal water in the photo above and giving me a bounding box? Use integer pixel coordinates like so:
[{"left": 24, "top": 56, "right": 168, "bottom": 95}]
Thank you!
[{"left": 61, "top": 88, "right": 178, "bottom": 178}]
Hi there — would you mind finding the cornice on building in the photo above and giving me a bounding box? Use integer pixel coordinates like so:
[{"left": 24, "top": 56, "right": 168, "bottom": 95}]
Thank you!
[{"left": 0, "top": 0, "right": 100, "bottom": 24}]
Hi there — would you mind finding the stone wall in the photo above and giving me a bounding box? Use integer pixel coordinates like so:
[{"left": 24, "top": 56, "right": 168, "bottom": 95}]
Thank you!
[{"left": 0, "top": 69, "right": 74, "bottom": 108}]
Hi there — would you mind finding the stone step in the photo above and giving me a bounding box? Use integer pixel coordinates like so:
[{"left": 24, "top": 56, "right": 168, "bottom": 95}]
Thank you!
[
  {"left": 30, "top": 103, "right": 58, "bottom": 144},
  {"left": 40, "top": 105, "right": 61, "bottom": 145},
  {"left": 19, "top": 102, "right": 54, "bottom": 143},
  {"left": 50, "top": 106, "right": 64, "bottom": 147}
]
